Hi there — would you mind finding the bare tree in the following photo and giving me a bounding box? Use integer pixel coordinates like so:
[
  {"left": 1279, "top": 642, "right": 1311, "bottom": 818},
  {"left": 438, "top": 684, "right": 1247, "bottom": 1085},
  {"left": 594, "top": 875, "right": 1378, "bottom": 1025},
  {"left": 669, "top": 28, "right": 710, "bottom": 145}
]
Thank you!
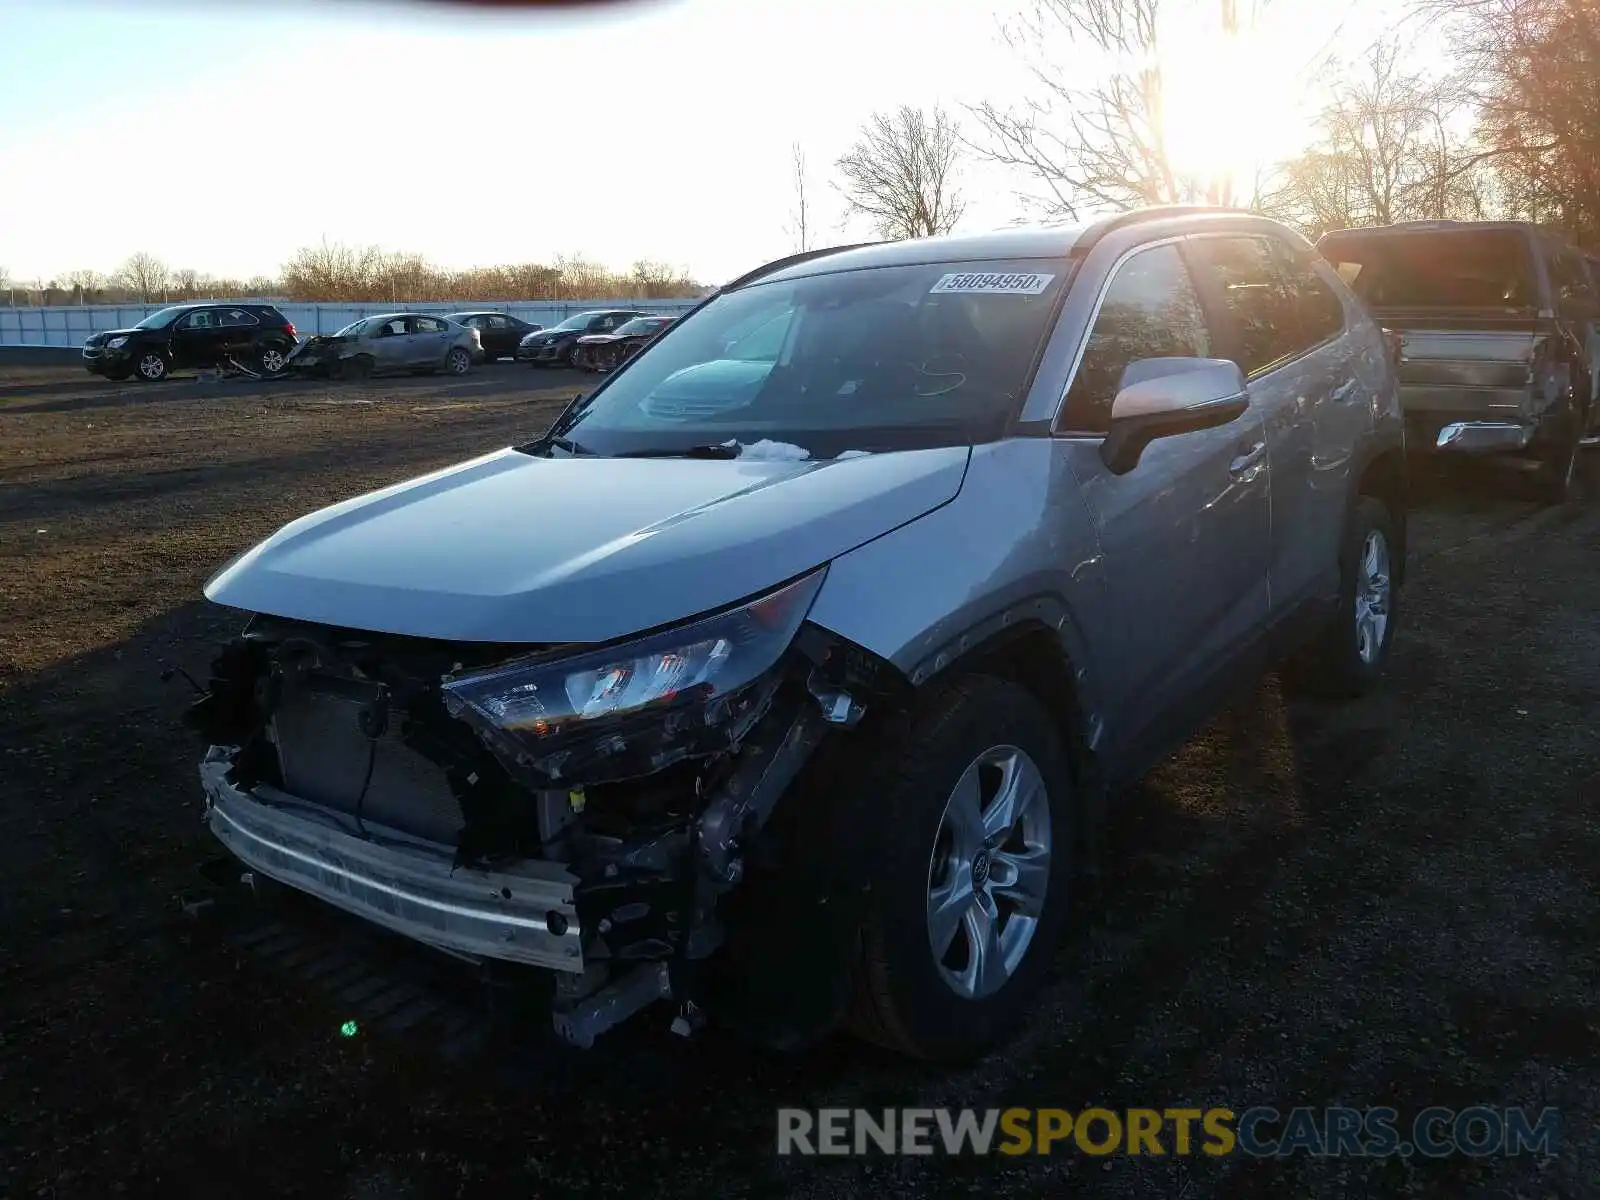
[
  {"left": 970, "top": 0, "right": 1275, "bottom": 217},
  {"left": 115, "top": 252, "right": 170, "bottom": 302},
  {"left": 970, "top": 0, "right": 1173, "bottom": 217},
  {"left": 62, "top": 269, "right": 102, "bottom": 303},
  {"left": 1426, "top": 0, "right": 1600, "bottom": 242},
  {"left": 836, "top": 106, "right": 965, "bottom": 240},
  {"left": 784, "top": 142, "right": 812, "bottom": 252},
  {"left": 1257, "top": 39, "right": 1486, "bottom": 237}
]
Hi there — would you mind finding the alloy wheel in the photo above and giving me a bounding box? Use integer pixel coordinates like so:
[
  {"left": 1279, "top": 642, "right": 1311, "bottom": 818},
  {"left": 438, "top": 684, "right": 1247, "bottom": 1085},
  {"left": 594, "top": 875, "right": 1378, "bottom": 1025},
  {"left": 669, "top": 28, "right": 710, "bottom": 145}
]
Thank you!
[
  {"left": 1354, "top": 529, "right": 1391, "bottom": 665},
  {"left": 926, "top": 745, "right": 1052, "bottom": 1001}
]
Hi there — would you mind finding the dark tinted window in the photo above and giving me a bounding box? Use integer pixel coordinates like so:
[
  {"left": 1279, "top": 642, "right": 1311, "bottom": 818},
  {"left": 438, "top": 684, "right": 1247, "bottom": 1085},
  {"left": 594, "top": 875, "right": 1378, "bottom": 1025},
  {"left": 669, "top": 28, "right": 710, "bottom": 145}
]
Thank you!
[
  {"left": 218, "top": 308, "right": 258, "bottom": 328},
  {"left": 489, "top": 315, "right": 513, "bottom": 329},
  {"left": 1319, "top": 229, "right": 1536, "bottom": 311},
  {"left": 1191, "top": 237, "right": 1303, "bottom": 376},
  {"left": 181, "top": 309, "right": 217, "bottom": 330},
  {"left": 1549, "top": 245, "right": 1597, "bottom": 317},
  {"left": 1062, "top": 244, "right": 1211, "bottom": 433},
  {"left": 1271, "top": 242, "right": 1345, "bottom": 346}
]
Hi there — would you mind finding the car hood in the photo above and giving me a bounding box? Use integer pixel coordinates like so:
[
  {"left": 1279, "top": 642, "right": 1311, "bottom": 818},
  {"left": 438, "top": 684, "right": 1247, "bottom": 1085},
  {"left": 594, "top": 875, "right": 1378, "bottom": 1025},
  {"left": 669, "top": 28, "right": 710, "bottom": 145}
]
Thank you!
[
  {"left": 87, "top": 327, "right": 142, "bottom": 344},
  {"left": 204, "top": 444, "right": 971, "bottom": 643}
]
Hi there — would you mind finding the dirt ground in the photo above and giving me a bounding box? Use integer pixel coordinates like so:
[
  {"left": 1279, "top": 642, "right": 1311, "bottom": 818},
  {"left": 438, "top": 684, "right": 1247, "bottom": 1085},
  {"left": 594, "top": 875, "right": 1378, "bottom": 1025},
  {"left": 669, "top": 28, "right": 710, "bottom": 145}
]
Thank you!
[{"left": 2, "top": 359, "right": 1597, "bottom": 1199}]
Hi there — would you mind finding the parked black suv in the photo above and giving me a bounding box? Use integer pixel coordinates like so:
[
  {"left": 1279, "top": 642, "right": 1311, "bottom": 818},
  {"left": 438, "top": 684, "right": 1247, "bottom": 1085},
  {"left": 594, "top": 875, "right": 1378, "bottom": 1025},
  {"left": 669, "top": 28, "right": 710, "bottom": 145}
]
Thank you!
[{"left": 82, "top": 302, "right": 299, "bottom": 382}]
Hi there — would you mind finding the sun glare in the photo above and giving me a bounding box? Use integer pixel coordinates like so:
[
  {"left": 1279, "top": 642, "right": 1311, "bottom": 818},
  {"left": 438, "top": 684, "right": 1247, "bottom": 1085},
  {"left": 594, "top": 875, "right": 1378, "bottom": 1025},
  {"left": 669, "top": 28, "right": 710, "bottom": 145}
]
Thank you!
[{"left": 1159, "top": 22, "right": 1309, "bottom": 201}]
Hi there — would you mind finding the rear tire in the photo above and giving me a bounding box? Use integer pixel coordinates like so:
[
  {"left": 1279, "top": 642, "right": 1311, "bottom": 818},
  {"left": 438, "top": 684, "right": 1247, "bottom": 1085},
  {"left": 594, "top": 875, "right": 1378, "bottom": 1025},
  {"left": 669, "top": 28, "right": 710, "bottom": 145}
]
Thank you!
[
  {"left": 1532, "top": 410, "right": 1583, "bottom": 505},
  {"left": 256, "top": 342, "right": 289, "bottom": 377},
  {"left": 842, "top": 675, "right": 1075, "bottom": 1062},
  {"left": 1282, "top": 495, "right": 1398, "bottom": 699},
  {"left": 445, "top": 347, "right": 472, "bottom": 376}
]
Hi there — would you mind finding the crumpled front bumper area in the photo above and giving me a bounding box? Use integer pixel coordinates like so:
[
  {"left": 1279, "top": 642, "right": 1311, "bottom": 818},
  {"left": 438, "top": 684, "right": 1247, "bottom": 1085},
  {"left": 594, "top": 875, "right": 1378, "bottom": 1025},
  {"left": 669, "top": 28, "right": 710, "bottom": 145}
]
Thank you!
[{"left": 199, "top": 748, "right": 583, "bottom": 972}]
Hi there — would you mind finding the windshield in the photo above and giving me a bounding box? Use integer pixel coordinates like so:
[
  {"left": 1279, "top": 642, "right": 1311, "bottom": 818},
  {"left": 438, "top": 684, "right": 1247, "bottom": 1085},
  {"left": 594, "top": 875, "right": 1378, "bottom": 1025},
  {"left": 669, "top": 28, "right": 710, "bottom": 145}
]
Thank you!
[
  {"left": 552, "top": 312, "right": 603, "bottom": 332},
  {"left": 335, "top": 318, "right": 371, "bottom": 337},
  {"left": 615, "top": 317, "right": 669, "bottom": 336},
  {"left": 1320, "top": 229, "right": 1536, "bottom": 311},
  {"left": 540, "top": 259, "right": 1068, "bottom": 458},
  {"left": 134, "top": 305, "right": 192, "bottom": 330}
]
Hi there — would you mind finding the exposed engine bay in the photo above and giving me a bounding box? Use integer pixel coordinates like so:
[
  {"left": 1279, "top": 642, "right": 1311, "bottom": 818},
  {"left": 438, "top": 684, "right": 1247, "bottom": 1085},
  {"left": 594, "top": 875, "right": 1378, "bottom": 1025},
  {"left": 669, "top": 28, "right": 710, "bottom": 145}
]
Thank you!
[{"left": 188, "top": 578, "right": 896, "bottom": 1048}]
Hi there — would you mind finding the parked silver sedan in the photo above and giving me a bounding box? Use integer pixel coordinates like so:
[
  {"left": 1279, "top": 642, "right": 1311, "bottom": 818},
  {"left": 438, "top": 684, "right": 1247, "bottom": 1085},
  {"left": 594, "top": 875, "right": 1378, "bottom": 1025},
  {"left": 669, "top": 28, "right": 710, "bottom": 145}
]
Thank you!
[{"left": 284, "top": 313, "right": 481, "bottom": 379}]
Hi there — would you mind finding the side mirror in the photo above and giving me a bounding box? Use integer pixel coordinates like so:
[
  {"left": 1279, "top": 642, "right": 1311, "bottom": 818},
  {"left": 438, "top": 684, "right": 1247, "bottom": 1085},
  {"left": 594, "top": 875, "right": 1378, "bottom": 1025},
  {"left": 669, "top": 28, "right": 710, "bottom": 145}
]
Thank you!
[{"left": 1099, "top": 357, "right": 1249, "bottom": 475}]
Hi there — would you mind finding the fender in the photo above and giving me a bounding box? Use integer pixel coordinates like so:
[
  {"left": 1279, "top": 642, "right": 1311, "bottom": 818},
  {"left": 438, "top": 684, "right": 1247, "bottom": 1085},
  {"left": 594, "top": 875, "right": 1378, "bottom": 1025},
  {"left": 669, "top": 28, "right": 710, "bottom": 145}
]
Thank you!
[{"left": 804, "top": 439, "right": 1111, "bottom": 756}]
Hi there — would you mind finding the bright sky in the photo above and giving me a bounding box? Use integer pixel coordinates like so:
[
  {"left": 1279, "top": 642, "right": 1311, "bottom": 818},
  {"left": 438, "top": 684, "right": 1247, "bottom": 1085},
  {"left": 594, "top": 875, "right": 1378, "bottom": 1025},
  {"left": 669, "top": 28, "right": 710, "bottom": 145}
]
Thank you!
[{"left": 0, "top": 0, "right": 1424, "bottom": 287}]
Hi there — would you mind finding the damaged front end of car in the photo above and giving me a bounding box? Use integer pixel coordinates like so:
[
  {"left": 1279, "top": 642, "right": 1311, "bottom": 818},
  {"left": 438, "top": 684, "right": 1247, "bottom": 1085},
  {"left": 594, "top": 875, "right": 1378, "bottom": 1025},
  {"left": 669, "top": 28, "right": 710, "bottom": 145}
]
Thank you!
[
  {"left": 189, "top": 567, "right": 890, "bottom": 1048},
  {"left": 283, "top": 334, "right": 357, "bottom": 377}
]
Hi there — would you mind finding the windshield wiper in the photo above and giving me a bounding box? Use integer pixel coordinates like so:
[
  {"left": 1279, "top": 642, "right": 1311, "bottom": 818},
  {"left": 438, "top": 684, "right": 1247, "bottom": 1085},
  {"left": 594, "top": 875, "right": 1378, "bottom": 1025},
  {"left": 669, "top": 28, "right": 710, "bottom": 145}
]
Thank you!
[
  {"left": 520, "top": 433, "right": 594, "bottom": 457},
  {"left": 611, "top": 443, "right": 742, "bottom": 460}
]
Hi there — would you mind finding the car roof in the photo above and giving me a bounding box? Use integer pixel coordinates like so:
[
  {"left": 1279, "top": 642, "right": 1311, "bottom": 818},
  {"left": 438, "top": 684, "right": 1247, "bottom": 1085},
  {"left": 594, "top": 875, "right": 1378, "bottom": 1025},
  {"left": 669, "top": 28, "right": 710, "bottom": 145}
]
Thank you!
[
  {"left": 447, "top": 310, "right": 506, "bottom": 317},
  {"left": 741, "top": 208, "right": 1307, "bottom": 287},
  {"left": 1319, "top": 220, "right": 1544, "bottom": 242}
]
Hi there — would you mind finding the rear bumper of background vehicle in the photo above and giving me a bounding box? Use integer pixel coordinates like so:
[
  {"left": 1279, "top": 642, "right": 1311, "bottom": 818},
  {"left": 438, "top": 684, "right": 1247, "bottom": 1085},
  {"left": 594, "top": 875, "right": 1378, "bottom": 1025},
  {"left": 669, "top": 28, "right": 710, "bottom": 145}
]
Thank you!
[{"left": 198, "top": 748, "right": 583, "bottom": 972}]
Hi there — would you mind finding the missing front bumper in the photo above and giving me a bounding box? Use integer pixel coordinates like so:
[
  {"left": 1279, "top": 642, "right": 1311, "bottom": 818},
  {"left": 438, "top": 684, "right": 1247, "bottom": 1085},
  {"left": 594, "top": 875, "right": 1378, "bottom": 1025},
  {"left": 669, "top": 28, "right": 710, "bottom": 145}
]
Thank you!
[{"left": 199, "top": 751, "right": 583, "bottom": 972}]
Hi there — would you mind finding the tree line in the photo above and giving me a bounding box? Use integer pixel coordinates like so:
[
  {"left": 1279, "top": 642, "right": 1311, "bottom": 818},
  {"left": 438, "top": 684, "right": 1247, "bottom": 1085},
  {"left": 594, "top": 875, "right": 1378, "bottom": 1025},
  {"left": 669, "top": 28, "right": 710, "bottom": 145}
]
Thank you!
[
  {"left": 810, "top": 0, "right": 1600, "bottom": 250},
  {"left": 0, "top": 245, "right": 704, "bottom": 307}
]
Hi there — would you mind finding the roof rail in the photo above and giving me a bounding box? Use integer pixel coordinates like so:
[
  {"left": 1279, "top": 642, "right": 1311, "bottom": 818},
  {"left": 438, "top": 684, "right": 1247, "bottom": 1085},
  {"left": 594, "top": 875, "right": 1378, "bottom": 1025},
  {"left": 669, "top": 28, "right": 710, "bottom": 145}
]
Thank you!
[
  {"left": 1074, "top": 204, "right": 1253, "bottom": 254},
  {"left": 723, "top": 241, "right": 883, "bottom": 290}
]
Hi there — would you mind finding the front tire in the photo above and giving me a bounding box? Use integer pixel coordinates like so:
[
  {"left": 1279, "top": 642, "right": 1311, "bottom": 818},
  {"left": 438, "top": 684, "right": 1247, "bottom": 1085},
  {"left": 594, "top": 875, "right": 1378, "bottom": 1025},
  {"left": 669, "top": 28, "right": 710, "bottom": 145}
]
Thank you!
[
  {"left": 1283, "top": 495, "right": 1399, "bottom": 699},
  {"left": 844, "top": 675, "right": 1075, "bottom": 1061},
  {"left": 134, "top": 350, "right": 170, "bottom": 382}
]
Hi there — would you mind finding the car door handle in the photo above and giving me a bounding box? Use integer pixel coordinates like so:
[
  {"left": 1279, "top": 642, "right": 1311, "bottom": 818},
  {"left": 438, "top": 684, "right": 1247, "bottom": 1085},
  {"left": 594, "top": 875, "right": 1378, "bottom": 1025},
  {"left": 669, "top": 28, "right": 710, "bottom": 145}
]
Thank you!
[
  {"left": 1330, "top": 379, "right": 1360, "bottom": 402},
  {"left": 1229, "top": 441, "right": 1267, "bottom": 475}
]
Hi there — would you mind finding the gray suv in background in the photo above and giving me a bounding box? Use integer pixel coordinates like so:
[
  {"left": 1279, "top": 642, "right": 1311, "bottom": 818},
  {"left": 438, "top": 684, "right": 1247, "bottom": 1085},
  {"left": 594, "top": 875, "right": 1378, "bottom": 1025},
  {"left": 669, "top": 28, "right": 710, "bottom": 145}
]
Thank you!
[{"left": 190, "top": 207, "right": 1405, "bottom": 1062}]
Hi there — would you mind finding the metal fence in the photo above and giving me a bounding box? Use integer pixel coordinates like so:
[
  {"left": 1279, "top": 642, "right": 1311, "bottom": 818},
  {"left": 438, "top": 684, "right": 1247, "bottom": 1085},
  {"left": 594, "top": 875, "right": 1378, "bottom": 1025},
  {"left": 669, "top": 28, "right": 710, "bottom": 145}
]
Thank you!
[{"left": 0, "top": 299, "right": 701, "bottom": 347}]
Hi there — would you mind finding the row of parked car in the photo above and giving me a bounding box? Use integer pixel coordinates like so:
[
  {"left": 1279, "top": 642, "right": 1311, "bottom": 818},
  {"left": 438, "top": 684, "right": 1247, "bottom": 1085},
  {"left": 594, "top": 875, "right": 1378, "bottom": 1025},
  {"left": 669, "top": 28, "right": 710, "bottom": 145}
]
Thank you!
[{"left": 79, "top": 305, "right": 678, "bottom": 382}]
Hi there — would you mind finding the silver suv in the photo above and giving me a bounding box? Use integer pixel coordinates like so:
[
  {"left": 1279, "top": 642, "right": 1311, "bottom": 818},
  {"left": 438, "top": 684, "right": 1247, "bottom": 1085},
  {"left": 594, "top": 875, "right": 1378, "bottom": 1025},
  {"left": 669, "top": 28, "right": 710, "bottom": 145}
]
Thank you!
[{"left": 192, "top": 207, "right": 1406, "bottom": 1062}]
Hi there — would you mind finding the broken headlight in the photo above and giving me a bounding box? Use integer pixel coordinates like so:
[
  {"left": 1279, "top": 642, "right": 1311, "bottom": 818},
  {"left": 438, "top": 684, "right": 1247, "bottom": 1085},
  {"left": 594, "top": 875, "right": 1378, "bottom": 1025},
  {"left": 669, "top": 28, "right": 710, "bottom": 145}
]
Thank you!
[{"left": 440, "top": 569, "right": 825, "bottom": 784}]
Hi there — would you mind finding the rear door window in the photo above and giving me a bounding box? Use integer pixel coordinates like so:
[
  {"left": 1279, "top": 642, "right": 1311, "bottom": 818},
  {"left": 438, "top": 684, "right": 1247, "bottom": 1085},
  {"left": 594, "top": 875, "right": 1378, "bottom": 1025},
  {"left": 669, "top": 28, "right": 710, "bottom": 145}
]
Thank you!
[
  {"left": 1549, "top": 244, "right": 1597, "bottom": 319},
  {"left": 1060, "top": 243, "right": 1212, "bottom": 434},
  {"left": 1317, "top": 229, "right": 1537, "bottom": 311},
  {"left": 1188, "top": 237, "right": 1304, "bottom": 377},
  {"left": 1270, "top": 242, "right": 1345, "bottom": 347},
  {"left": 414, "top": 316, "right": 447, "bottom": 334}
]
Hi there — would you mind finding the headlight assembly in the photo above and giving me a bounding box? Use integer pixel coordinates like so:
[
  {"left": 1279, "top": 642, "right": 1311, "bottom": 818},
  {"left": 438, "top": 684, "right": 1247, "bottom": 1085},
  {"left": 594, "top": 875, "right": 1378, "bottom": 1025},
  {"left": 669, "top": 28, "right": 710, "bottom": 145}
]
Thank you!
[
  {"left": 107, "top": 336, "right": 128, "bottom": 348},
  {"left": 440, "top": 569, "right": 825, "bottom": 784}
]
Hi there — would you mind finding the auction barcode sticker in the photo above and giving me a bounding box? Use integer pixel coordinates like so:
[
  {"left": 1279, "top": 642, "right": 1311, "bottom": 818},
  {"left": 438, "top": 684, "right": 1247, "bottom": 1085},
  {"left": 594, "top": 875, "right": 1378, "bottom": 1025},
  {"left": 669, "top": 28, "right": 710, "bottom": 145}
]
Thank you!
[{"left": 930, "top": 272, "right": 1055, "bottom": 295}]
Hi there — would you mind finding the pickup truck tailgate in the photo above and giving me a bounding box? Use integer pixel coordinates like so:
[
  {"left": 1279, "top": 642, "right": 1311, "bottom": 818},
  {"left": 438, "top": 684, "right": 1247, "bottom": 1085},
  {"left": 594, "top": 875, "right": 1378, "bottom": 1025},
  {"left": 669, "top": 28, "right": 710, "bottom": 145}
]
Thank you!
[{"left": 1390, "top": 324, "right": 1542, "bottom": 418}]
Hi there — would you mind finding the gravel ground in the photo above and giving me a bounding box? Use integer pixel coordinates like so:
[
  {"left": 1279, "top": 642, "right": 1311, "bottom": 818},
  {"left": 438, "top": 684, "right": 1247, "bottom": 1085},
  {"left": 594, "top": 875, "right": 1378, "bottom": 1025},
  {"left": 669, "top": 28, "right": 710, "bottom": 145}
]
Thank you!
[{"left": 1, "top": 361, "right": 1596, "bottom": 1199}]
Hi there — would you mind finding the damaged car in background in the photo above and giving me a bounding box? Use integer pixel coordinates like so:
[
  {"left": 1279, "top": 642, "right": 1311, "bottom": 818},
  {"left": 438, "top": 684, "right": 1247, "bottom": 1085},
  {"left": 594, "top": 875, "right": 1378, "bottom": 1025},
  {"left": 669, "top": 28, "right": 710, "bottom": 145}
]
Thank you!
[
  {"left": 1318, "top": 219, "right": 1597, "bottom": 503},
  {"left": 285, "top": 312, "right": 481, "bottom": 379},
  {"left": 572, "top": 314, "right": 677, "bottom": 372},
  {"left": 190, "top": 209, "right": 1406, "bottom": 1061}
]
